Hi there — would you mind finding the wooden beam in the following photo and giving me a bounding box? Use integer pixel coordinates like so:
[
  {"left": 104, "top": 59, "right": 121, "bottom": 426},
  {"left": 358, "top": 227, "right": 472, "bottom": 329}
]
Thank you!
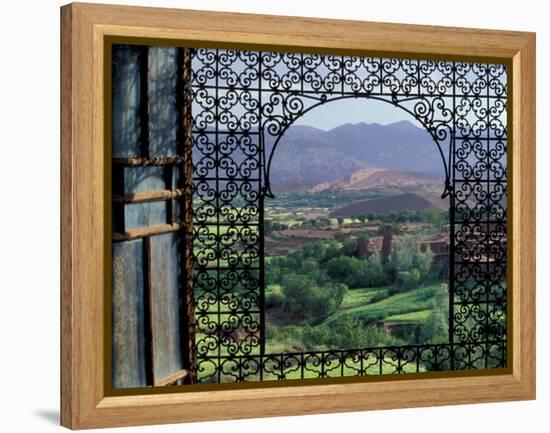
[
  {"left": 112, "top": 188, "right": 184, "bottom": 204},
  {"left": 153, "top": 369, "right": 189, "bottom": 387},
  {"left": 112, "top": 223, "right": 185, "bottom": 241},
  {"left": 113, "top": 223, "right": 185, "bottom": 241}
]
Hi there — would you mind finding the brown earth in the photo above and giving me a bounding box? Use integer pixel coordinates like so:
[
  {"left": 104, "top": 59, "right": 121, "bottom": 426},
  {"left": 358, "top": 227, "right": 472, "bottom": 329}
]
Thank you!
[
  {"left": 311, "top": 167, "right": 442, "bottom": 193},
  {"left": 330, "top": 192, "right": 448, "bottom": 217}
]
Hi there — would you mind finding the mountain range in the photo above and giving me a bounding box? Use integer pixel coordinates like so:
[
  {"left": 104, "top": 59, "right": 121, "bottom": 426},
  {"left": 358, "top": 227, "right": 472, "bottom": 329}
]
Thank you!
[{"left": 267, "top": 121, "right": 446, "bottom": 192}]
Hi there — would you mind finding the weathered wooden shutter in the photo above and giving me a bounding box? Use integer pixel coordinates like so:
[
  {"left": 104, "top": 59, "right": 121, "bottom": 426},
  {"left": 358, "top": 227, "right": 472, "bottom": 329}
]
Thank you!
[{"left": 111, "top": 45, "right": 194, "bottom": 388}]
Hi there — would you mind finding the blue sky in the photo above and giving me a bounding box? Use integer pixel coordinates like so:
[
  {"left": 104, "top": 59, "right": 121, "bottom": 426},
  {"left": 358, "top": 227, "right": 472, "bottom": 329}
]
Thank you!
[{"left": 294, "top": 98, "right": 422, "bottom": 130}]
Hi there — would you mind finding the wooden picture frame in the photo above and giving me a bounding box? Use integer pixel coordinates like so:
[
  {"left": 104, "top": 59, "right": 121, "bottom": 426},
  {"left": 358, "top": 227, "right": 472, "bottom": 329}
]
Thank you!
[{"left": 60, "top": 2, "right": 536, "bottom": 429}]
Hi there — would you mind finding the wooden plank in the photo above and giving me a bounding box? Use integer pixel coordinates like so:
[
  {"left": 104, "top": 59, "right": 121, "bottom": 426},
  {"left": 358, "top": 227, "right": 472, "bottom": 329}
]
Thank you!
[
  {"left": 60, "top": 4, "right": 73, "bottom": 427},
  {"left": 154, "top": 369, "right": 189, "bottom": 387},
  {"left": 113, "top": 188, "right": 184, "bottom": 204},
  {"left": 112, "top": 241, "right": 147, "bottom": 388},
  {"left": 113, "top": 222, "right": 185, "bottom": 241},
  {"left": 149, "top": 233, "right": 185, "bottom": 385},
  {"left": 123, "top": 167, "right": 168, "bottom": 230},
  {"left": 511, "top": 33, "right": 536, "bottom": 395},
  {"left": 111, "top": 45, "right": 141, "bottom": 157},
  {"left": 74, "top": 3, "right": 533, "bottom": 59},
  {"left": 148, "top": 47, "right": 179, "bottom": 157}
]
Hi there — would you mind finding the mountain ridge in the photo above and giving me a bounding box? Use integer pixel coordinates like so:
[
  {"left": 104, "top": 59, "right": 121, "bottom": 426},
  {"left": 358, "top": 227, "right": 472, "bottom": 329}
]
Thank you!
[{"left": 268, "top": 121, "right": 445, "bottom": 192}]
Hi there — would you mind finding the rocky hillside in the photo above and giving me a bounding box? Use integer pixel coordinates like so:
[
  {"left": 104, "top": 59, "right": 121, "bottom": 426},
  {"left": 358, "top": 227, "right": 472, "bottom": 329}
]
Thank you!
[{"left": 311, "top": 167, "right": 443, "bottom": 193}]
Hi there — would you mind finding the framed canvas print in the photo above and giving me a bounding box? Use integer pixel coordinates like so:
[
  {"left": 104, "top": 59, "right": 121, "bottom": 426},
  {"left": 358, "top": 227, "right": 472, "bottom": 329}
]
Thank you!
[{"left": 60, "top": 2, "right": 536, "bottom": 429}]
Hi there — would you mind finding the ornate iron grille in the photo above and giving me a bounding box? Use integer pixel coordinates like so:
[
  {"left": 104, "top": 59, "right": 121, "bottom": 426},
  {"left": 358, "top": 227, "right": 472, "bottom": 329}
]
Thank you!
[{"left": 190, "top": 48, "right": 508, "bottom": 383}]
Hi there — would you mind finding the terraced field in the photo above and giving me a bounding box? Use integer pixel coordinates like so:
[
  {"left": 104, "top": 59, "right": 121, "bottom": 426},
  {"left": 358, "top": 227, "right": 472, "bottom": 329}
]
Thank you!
[{"left": 331, "top": 284, "right": 446, "bottom": 325}]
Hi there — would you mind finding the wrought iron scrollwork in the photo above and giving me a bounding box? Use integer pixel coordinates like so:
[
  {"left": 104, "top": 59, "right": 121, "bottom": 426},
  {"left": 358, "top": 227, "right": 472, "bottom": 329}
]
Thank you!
[{"left": 190, "top": 47, "right": 508, "bottom": 383}]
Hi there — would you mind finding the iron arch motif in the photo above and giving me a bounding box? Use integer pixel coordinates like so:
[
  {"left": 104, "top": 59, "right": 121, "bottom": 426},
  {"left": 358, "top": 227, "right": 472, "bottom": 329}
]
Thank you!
[{"left": 190, "top": 48, "right": 507, "bottom": 383}]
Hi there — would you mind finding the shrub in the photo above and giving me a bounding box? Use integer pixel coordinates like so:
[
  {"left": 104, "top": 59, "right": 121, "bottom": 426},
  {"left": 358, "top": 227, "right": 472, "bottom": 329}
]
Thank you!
[
  {"left": 265, "top": 290, "right": 285, "bottom": 309},
  {"left": 328, "top": 315, "right": 390, "bottom": 348},
  {"left": 302, "top": 324, "right": 333, "bottom": 349}
]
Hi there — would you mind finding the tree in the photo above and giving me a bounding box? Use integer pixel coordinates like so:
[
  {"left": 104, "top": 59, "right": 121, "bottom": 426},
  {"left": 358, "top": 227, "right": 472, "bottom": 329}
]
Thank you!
[
  {"left": 415, "top": 244, "right": 434, "bottom": 277},
  {"left": 318, "top": 217, "right": 331, "bottom": 227},
  {"left": 397, "top": 267, "right": 422, "bottom": 290},
  {"left": 337, "top": 216, "right": 344, "bottom": 226},
  {"left": 424, "top": 209, "right": 448, "bottom": 231},
  {"left": 323, "top": 241, "right": 341, "bottom": 262},
  {"left": 396, "top": 238, "right": 433, "bottom": 284},
  {"left": 357, "top": 233, "right": 369, "bottom": 243},
  {"left": 381, "top": 237, "right": 436, "bottom": 293},
  {"left": 270, "top": 221, "right": 289, "bottom": 231},
  {"left": 302, "top": 241, "right": 326, "bottom": 260},
  {"left": 364, "top": 251, "right": 386, "bottom": 287},
  {"left": 384, "top": 247, "right": 400, "bottom": 284},
  {"left": 418, "top": 285, "right": 448, "bottom": 343},
  {"left": 281, "top": 273, "right": 345, "bottom": 322},
  {"left": 341, "top": 238, "right": 357, "bottom": 257},
  {"left": 264, "top": 218, "right": 273, "bottom": 234},
  {"left": 325, "top": 256, "right": 365, "bottom": 288},
  {"left": 301, "top": 257, "right": 320, "bottom": 275},
  {"left": 358, "top": 214, "right": 367, "bottom": 224},
  {"left": 265, "top": 260, "right": 281, "bottom": 285},
  {"left": 281, "top": 273, "right": 316, "bottom": 318},
  {"left": 265, "top": 285, "right": 285, "bottom": 309}
]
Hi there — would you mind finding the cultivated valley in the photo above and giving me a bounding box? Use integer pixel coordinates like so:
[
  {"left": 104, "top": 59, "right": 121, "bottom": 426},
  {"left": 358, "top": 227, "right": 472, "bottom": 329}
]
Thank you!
[{"left": 264, "top": 121, "right": 451, "bottom": 354}]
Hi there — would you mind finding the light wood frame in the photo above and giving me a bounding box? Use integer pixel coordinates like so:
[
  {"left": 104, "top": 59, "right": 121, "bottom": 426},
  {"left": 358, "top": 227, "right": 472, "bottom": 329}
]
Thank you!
[{"left": 61, "top": 2, "right": 536, "bottom": 429}]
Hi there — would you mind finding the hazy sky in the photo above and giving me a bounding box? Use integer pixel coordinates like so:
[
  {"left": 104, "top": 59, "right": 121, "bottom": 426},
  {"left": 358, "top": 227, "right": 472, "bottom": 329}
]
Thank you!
[{"left": 294, "top": 98, "right": 422, "bottom": 130}]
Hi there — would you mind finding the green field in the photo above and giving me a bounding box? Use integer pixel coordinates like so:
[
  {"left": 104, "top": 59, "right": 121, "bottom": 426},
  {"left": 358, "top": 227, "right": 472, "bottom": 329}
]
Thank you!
[
  {"left": 385, "top": 310, "right": 432, "bottom": 324},
  {"left": 331, "top": 284, "right": 446, "bottom": 324},
  {"left": 339, "top": 287, "right": 390, "bottom": 308}
]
